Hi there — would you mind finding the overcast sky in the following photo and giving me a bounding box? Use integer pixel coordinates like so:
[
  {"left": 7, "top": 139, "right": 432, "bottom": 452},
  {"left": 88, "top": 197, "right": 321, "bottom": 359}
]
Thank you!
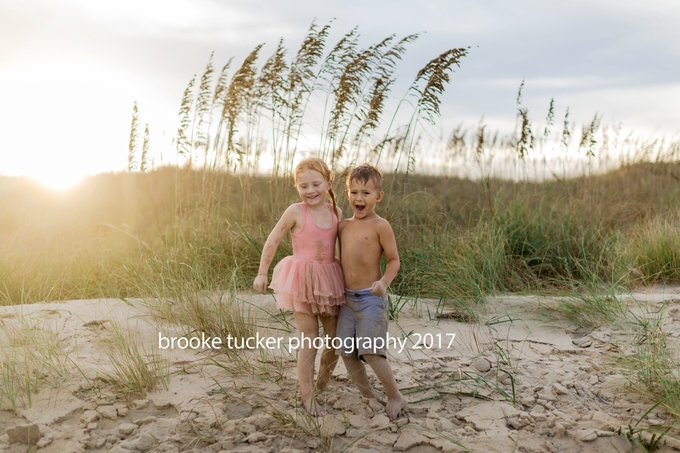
[{"left": 1, "top": 0, "right": 679, "bottom": 187}]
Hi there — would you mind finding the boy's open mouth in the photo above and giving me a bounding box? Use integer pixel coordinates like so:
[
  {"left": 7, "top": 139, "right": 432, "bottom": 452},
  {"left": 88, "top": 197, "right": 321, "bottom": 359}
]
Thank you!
[{"left": 355, "top": 204, "right": 365, "bottom": 212}]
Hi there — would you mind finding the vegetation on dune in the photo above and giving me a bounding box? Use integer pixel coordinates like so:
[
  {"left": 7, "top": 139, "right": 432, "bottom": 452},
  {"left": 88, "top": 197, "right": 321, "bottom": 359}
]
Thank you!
[
  {"left": 3, "top": 22, "right": 680, "bottom": 440},
  {"left": 1, "top": 20, "right": 679, "bottom": 307},
  {"left": 2, "top": 160, "right": 680, "bottom": 305}
]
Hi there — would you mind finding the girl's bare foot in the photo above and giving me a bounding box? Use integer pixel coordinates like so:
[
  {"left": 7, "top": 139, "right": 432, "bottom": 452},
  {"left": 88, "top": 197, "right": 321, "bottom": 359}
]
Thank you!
[
  {"left": 314, "top": 370, "right": 333, "bottom": 393},
  {"left": 302, "top": 399, "right": 326, "bottom": 417},
  {"left": 385, "top": 395, "right": 408, "bottom": 421}
]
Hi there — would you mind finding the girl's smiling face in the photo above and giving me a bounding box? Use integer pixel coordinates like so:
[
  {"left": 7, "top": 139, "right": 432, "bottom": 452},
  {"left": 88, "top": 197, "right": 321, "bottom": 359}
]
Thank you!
[{"left": 295, "top": 169, "right": 330, "bottom": 207}]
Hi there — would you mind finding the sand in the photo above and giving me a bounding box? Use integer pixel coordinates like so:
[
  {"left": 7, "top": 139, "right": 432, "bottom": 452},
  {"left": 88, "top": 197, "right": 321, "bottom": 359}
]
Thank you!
[{"left": 1, "top": 287, "right": 680, "bottom": 452}]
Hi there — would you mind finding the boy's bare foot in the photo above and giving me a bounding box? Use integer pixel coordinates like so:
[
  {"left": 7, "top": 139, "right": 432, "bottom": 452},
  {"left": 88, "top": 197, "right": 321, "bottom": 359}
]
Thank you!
[
  {"left": 302, "top": 399, "right": 326, "bottom": 417},
  {"left": 358, "top": 387, "right": 379, "bottom": 400},
  {"left": 385, "top": 395, "right": 408, "bottom": 421},
  {"left": 370, "top": 394, "right": 387, "bottom": 406},
  {"left": 314, "top": 380, "right": 329, "bottom": 392}
]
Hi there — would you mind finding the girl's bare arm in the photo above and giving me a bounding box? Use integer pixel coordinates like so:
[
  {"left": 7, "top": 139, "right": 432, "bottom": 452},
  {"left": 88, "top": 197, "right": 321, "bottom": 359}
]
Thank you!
[{"left": 253, "top": 206, "right": 299, "bottom": 293}]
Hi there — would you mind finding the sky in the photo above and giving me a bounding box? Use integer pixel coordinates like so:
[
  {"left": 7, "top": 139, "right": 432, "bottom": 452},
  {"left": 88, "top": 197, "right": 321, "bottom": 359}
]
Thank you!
[{"left": 1, "top": 0, "right": 679, "bottom": 188}]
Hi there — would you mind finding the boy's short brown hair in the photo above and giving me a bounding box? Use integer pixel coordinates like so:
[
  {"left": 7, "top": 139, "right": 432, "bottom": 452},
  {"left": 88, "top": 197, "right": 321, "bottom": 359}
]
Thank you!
[{"left": 346, "top": 164, "right": 383, "bottom": 191}]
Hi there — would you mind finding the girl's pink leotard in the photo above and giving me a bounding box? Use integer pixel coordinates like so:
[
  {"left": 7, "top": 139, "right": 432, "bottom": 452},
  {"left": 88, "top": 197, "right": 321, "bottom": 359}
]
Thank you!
[{"left": 269, "top": 202, "right": 344, "bottom": 316}]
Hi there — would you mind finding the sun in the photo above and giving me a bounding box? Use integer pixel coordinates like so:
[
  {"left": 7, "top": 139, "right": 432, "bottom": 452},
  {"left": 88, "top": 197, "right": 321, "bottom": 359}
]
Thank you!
[
  {"left": 30, "top": 170, "right": 84, "bottom": 190},
  {"left": 0, "top": 60, "right": 140, "bottom": 192}
]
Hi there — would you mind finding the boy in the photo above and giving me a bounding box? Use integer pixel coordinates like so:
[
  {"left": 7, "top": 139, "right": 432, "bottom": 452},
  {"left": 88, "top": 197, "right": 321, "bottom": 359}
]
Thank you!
[{"left": 336, "top": 164, "right": 407, "bottom": 421}]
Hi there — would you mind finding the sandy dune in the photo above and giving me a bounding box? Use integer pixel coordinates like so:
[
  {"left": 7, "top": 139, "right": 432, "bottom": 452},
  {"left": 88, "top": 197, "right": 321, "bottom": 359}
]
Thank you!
[{"left": 1, "top": 287, "right": 680, "bottom": 452}]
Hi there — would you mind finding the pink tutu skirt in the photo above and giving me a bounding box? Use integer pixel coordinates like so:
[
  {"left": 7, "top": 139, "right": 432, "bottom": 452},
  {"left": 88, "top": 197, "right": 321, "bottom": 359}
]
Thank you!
[{"left": 269, "top": 256, "right": 345, "bottom": 316}]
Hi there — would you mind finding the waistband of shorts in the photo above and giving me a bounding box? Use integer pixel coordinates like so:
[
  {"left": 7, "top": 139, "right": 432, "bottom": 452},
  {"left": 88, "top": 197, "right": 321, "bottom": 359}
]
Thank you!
[{"left": 345, "top": 287, "right": 373, "bottom": 297}]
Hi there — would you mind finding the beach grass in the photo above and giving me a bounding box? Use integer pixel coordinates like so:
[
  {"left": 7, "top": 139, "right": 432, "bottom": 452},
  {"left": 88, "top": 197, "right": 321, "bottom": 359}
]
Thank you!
[
  {"left": 2, "top": 160, "right": 680, "bottom": 307},
  {"left": 2, "top": 22, "right": 679, "bottom": 307},
  {"left": 98, "top": 319, "right": 170, "bottom": 400},
  {"left": 0, "top": 311, "right": 72, "bottom": 413},
  {"left": 1, "top": 23, "right": 680, "bottom": 439}
]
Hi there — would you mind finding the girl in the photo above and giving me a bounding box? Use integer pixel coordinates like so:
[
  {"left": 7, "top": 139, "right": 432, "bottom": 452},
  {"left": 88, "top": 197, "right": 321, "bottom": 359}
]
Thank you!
[{"left": 253, "top": 157, "right": 344, "bottom": 416}]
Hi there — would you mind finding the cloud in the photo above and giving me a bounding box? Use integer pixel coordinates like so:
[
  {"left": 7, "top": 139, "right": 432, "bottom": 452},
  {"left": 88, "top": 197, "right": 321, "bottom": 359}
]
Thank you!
[
  {"left": 40, "top": 0, "right": 292, "bottom": 42},
  {"left": 2, "top": 0, "right": 679, "bottom": 180},
  {"left": 467, "top": 76, "right": 629, "bottom": 91}
]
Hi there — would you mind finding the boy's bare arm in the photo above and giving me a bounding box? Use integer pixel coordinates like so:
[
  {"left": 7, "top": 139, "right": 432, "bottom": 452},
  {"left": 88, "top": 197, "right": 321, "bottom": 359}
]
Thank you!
[{"left": 370, "top": 219, "right": 400, "bottom": 297}]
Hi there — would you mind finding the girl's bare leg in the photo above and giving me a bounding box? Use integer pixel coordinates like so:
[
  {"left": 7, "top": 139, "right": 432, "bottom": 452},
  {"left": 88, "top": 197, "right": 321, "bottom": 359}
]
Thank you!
[
  {"left": 293, "top": 311, "right": 323, "bottom": 416},
  {"left": 315, "top": 315, "right": 339, "bottom": 391}
]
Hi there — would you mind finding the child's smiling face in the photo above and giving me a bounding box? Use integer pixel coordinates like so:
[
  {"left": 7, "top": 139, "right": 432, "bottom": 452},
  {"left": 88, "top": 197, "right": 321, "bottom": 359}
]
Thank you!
[
  {"left": 295, "top": 169, "right": 330, "bottom": 207},
  {"left": 346, "top": 178, "right": 383, "bottom": 219}
]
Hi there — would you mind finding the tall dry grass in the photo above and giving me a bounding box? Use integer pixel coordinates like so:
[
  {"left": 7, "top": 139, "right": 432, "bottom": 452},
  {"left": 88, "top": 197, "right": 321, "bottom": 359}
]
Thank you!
[
  {"left": 3, "top": 23, "right": 680, "bottom": 438},
  {"left": 2, "top": 160, "right": 680, "bottom": 306},
  {"left": 1, "top": 21, "right": 679, "bottom": 307}
]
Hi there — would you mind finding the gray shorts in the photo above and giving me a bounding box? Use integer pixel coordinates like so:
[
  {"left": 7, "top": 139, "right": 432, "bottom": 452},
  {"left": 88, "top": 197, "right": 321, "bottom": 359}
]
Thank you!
[{"left": 336, "top": 288, "right": 389, "bottom": 359}]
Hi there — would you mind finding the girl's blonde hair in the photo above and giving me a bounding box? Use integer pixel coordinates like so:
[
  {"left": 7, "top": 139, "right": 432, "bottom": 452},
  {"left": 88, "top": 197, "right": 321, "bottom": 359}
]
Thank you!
[{"left": 294, "top": 157, "right": 339, "bottom": 218}]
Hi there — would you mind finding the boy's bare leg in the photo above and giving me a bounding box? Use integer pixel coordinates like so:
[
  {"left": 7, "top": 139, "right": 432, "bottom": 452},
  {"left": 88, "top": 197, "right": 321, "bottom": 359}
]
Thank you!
[
  {"left": 294, "top": 312, "right": 324, "bottom": 416},
  {"left": 363, "top": 354, "right": 407, "bottom": 420},
  {"left": 342, "top": 356, "right": 378, "bottom": 399},
  {"left": 316, "top": 315, "right": 339, "bottom": 391}
]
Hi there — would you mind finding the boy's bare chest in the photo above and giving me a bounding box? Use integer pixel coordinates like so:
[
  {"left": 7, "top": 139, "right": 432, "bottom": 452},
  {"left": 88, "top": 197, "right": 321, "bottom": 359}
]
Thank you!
[{"left": 341, "top": 223, "right": 382, "bottom": 259}]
